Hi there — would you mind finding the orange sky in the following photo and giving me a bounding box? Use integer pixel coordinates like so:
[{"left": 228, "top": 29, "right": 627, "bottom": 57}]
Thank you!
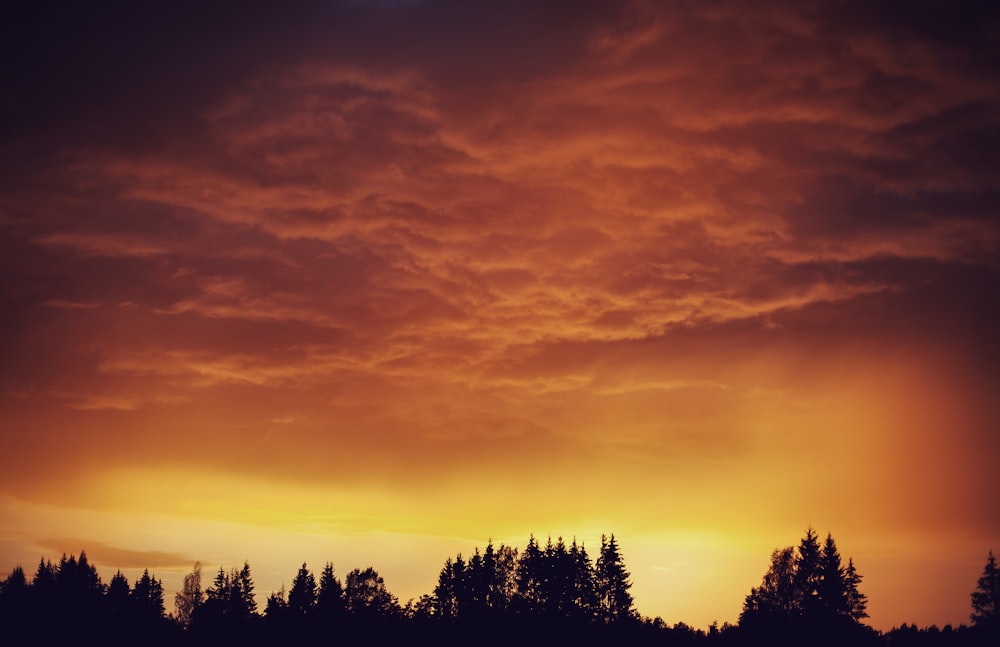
[{"left": 1, "top": 0, "right": 998, "bottom": 632}]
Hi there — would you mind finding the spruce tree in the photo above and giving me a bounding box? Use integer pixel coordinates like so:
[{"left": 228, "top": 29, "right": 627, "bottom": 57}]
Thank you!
[
  {"left": 288, "top": 563, "right": 317, "bottom": 615},
  {"left": 793, "top": 527, "right": 822, "bottom": 616},
  {"left": 236, "top": 561, "right": 257, "bottom": 617},
  {"left": 515, "top": 535, "right": 545, "bottom": 615},
  {"left": 467, "top": 548, "right": 487, "bottom": 614},
  {"left": 433, "top": 557, "right": 458, "bottom": 619},
  {"left": 132, "top": 569, "right": 165, "bottom": 618},
  {"left": 844, "top": 558, "right": 868, "bottom": 621},
  {"left": 452, "top": 553, "right": 470, "bottom": 614},
  {"left": 264, "top": 585, "right": 288, "bottom": 618},
  {"left": 33, "top": 558, "right": 56, "bottom": 593},
  {"left": 596, "top": 534, "right": 634, "bottom": 623},
  {"left": 317, "top": 562, "right": 345, "bottom": 622},
  {"left": 107, "top": 570, "right": 130, "bottom": 616},
  {"left": 818, "top": 533, "right": 848, "bottom": 617},
  {"left": 971, "top": 550, "right": 1000, "bottom": 629},
  {"left": 570, "top": 538, "right": 598, "bottom": 621}
]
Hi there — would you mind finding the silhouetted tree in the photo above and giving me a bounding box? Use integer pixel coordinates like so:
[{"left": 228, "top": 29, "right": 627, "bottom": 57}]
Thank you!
[
  {"left": 264, "top": 585, "right": 288, "bottom": 618},
  {"left": 0, "top": 565, "right": 30, "bottom": 626},
  {"left": 405, "top": 593, "right": 435, "bottom": 622},
  {"left": 1, "top": 565, "right": 29, "bottom": 598},
  {"left": 316, "top": 562, "right": 345, "bottom": 625},
  {"left": 971, "top": 550, "right": 1000, "bottom": 630},
  {"left": 56, "top": 551, "right": 103, "bottom": 600},
  {"left": 741, "top": 529, "right": 870, "bottom": 640},
  {"left": 543, "top": 536, "right": 576, "bottom": 617},
  {"left": 237, "top": 562, "right": 257, "bottom": 617},
  {"left": 132, "top": 569, "right": 165, "bottom": 619},
  {"left": 570, "top": 538, "right": 599, "bottom": 621},
  {"left": 467, "top": 548, "right": 488, "bottom": 615},
  {"left": 288, "top": 563, "right": 317, "bottom": 615},
  {"left": 484, "top": 540, "right": 518, "bottom": 613},
  {"left": 451, "top": 553, "right": 470, "bottom": 614},
  {"left": 107, "top": 570, "right": 131, "bottom": 617},
  {"left": 515, "top": 534, "right": 545, "bottom": 615},
  {"left": 596, "top": 534, "right": 634, "bottom": 623},
  {"left": 844, "top": 557, "right": 868, "bottom": 621},
  {"left": 51, "top": 551, "right": 104, "bottom": 627},
  {"left": 202, "top": 562, "right": 258, "bottom": 624},
  {"left": 818, "top": 533, "right": 849, "bottom": 617},
  {"left": 32, "top": 558, "right": 57, "bottom": 594},
  {"left": 174, "top": 561, "right": 203, "bottom": 628},
  {"left": 741, "top": 546, "right": 798, "bottom": 625},
  {"left": 433, "top": 556, "right": 459, "bottom": 619},
  {"left": 345, "top": 567, "right": 398, "bottom": 620},
  {"left": 793, "top": 527, "right": 822, "bottom": 616}
]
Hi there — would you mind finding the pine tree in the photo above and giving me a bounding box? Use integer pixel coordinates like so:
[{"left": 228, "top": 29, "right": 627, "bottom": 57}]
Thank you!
[
  {"left": 793, "top": 528, "right": 822, "bottom": 616},
  {"left": 516, "top": 535, "right": 545, "bottom": 615},
  {"left": 75, "top": 552, "right": 102, "bottom": 597},
  {"left": 207, "top": 567, "right": 227, "bottom": 600},
  {"left": 433, "top": 557, "right": 457, "bottom": 619},
  {"left": 542, "top": 536, "right": 574, "bottom": 616},
  {"left": 107, "top": 570, "right": 130, "bottom": 616},
  {"left": 467, "top": 547, "right": 487, "bottom": 614},
  {"left": 481, "top": 541, "right": 501, "bottom": 612},
  {"left": 265, "top": 585, "right": 288, "bottom": 618},
  {"left": 570, "top": 538, "right": 598, "bottom": 621},
  {"left": 818, "top": 533, "right": 848, "bottom": 617},
  {"left": 32, "top": 558, "right": 56, "bottom": 593},
  {"left": 316, "top": 562, "right": 345, "bottom": 622},
  {"left": 204, "top": 562, "right": 257, "bottom": 620},
  {"left": 971, "top": 550, "right": 1000, "bottom": 629},
  {"left": 236, "top": 561, "right": 257, "bottom": 617},
  {"left": 451, "top": 553, "right": 470, "bottom": 613},
  {"left": 288, "top": 563, "right": 317, "bottom": 615},
  {"left": 844, "top": 558, "right": 868, "bottom": 621},
  {"left": 132, "top": 569, "right": 165, "bottom": 618},
  {"left": 596, "top": 534, "right": 634, "bottom": 623},
  {"left": 1, "top": 566, "right": 30, "bottom": 622},
  {"left": 1, "top": 566, "right": 28, "bottom": 596}
]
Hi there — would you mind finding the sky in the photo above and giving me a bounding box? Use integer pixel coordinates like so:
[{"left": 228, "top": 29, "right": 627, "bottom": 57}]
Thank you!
[{"left": 1, "top": 0, "right": 998, "bottom": 632}]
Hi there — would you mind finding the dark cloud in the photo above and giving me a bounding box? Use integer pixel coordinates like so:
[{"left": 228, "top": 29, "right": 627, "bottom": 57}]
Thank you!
[{"left": 36, "top": 537, "right": 194, "bottom": 569}]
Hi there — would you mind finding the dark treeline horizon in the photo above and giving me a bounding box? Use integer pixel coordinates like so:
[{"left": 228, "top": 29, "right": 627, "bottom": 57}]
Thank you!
[{"left": 1, "top": 529, "right": 998, "bottom": 646}]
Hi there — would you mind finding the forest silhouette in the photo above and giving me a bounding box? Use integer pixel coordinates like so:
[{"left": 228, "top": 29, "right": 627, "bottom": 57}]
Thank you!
[{"left": 1, "top": 530, "right": 997, "bottom": 646}]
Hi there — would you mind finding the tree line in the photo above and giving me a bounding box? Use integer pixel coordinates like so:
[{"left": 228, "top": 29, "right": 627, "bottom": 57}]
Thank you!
[{"left": 1, "top": 529, "right": 998, "bottom": 646}]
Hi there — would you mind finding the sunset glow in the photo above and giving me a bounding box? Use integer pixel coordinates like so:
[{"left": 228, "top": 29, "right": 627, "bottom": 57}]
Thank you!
[{"left": 1, "top": 1, "right": 998, "bottom": 632}]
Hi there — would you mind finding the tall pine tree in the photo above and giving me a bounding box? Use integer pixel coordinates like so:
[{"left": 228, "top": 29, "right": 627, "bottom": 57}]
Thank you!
[
  {"left": 844, "top": 558, "right": 868, "bottom": 621},
  {"left": 317, "top": 562, "right": 345, "bottom": 622},
  {"left": 971, "top": 550, "right": 1000, "bottom": 629},
  {"left": 793, "top": 528, "right": 822, "bottom": 616},
  {"left": 818, "top": 533, "right": 848, "bottom": 617},
  {"left": 132, "top": 569, "right": 165, "bottom": 619},
  {"left": 596, "top": 534, "right": 634, "bottom": 623},
  {"left": 288, "top": 563, "right": 317, "bottom": 615}
]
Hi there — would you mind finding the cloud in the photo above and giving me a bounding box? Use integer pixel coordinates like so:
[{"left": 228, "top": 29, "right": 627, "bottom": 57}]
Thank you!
[{"left": 35, "top": 536, "right": 195, "bottom": 570}]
